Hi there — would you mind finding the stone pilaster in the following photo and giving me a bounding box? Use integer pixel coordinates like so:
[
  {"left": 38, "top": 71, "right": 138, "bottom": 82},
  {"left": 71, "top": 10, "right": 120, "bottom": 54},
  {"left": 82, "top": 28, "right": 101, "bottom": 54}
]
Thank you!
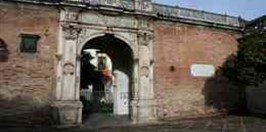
[
  {"left": 52, "top": 24, "right": 83, "bottom": 127},
  {"left": 133, "top": 31, "right": 157, "bottom": 123},
  {"left": 52, "top": 101, "right": 83, "bottom": 127},
  {"left": 60, "top": 25, "right": 81, "bottom": 100}
]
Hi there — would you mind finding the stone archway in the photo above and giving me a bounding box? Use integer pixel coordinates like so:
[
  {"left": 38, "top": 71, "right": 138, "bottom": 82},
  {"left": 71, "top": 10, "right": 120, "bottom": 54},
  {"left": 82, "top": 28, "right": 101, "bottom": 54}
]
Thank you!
[
  {"left": 79, "top": 34, "right": 134, "bottom": 118},
  {"left": 52, "top": 25, "right": 157, "bottom": 126}
]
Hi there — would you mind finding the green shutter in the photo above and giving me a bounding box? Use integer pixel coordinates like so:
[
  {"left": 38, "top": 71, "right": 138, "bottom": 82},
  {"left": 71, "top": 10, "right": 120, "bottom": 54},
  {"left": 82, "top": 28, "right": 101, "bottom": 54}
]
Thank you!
[{"left": 20, "top": 34, "right": 40, "bottom": 53}]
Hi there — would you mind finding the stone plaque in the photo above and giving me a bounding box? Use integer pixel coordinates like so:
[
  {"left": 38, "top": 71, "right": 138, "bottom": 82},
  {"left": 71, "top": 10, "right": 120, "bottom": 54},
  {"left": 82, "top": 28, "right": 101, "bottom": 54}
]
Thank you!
[{"left": 190, "top": 64, "right": 215, "bottom": 77}]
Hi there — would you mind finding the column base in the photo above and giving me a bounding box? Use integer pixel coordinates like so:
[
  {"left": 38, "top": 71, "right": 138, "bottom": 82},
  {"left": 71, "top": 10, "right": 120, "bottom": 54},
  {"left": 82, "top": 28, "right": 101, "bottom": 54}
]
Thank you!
[
  {"left": 51, "top": 100, "right": 83, "bottom": 127},
  {"left": 131, "top": 99, "right": 157, "bottom": 124}
]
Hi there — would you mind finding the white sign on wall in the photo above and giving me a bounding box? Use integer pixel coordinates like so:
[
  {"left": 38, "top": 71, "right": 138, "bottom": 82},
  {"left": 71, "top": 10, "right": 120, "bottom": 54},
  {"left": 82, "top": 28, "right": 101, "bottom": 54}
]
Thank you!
[{"left": 190, "top": 64, "right": 215, "bottom": 77}]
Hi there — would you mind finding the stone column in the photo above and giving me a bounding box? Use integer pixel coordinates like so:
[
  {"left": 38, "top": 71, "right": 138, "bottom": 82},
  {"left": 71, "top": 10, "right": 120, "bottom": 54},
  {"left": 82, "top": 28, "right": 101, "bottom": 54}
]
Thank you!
[
  {"left": 52, "top": 25, "right": 83, "bottom": 127},
  {"left": 134, "top": 31, "right": 156, "bottom": 123}
]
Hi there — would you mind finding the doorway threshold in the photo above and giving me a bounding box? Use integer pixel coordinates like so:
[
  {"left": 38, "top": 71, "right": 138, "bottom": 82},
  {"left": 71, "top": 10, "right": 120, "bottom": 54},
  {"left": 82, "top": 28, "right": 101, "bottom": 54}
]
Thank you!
[{"left": 82, "top": 113, "right": 132, "bottom": 129}]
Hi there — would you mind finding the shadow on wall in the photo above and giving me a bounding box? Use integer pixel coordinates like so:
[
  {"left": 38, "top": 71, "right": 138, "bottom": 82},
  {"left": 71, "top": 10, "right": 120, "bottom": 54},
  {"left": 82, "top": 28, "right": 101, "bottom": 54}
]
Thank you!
[
  {"left": 0, "top": 38, "right": 52, "bottom": 124},
  {"left": 0, "top": 38, "right": 9, "bottom": 62},
  {"left": 202, "top": 55, "right": 247, "bottom": 115},
  {"left": 0, "top": 86, "right": 53, "bottom": 125}
]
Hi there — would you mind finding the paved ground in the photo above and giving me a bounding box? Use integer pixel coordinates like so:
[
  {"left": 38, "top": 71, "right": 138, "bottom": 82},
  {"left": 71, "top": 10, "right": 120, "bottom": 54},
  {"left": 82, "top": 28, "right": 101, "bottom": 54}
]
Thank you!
[
  {"left": 82, "top": 113, "right": 132, "bottom": 129},
  {"left": 0, "top": 115, "right": 266, "bottom": 132}
]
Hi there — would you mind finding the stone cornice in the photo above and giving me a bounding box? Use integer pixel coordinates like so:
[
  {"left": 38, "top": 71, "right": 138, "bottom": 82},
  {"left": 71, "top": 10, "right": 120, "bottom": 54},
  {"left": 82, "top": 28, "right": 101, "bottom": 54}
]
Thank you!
[{"left": 2, "top": 0, "right": 245, "bottom": 31}]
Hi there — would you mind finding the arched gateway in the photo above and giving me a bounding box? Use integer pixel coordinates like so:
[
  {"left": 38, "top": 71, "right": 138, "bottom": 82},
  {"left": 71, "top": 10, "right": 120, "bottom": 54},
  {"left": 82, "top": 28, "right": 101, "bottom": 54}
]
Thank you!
[
  {"left": 52, "top": 7, "right": 156, "bottom": 126},
  {"left": 80, "top": 35, "right": 133, "bottom": 117}
]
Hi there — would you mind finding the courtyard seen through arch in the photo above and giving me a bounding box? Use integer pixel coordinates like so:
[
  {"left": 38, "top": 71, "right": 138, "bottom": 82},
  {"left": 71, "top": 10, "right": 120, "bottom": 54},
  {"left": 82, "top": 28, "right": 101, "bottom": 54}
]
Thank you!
[{"left": 79, "top": 35, "right": 134, "bottom": 121}]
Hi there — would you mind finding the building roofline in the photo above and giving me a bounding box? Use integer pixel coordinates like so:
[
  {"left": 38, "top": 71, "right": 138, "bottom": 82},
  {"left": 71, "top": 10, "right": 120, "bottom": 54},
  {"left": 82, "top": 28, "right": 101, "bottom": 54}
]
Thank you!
[
  {"left": 1, "top": 0, "right": 246, "bottom": 30},
  {"left": 152, "top": 2, "right": 240, "bottom": 20}
]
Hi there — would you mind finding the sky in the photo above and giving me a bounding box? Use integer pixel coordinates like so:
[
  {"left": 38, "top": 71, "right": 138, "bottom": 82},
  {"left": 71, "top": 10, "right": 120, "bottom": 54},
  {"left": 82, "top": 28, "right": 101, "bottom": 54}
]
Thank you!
[{"left": 152, "top": 0, "right": 266, "bottom": 20}]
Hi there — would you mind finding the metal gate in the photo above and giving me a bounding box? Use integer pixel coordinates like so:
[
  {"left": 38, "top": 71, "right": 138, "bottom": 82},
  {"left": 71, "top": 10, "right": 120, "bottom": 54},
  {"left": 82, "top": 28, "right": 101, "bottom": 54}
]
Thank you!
[{"left": 80, "top": 89, "right": 114, "bottom": 113}]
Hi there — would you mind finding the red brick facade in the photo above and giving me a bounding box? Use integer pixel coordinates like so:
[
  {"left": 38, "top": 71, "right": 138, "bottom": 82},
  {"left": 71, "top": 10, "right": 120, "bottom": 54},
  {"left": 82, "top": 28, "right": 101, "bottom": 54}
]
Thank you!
[
  {"left": 0, "top": 2, "right": 59, "bottom": 124},
  {"left": 154, "top": 22, "right": 241, "bottom": 119},
  {"left": 0, "top": 1, "right": 244, "bottom": 124}
]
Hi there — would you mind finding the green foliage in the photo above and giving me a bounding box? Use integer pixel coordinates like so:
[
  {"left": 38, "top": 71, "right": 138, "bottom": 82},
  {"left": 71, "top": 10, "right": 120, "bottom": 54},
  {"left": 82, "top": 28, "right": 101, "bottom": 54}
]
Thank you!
[
  {"left": 239, "top": 34, "right": 266, "bottom": 64},
  {"left": 223, "top": 33, "right": 266, "bottom": 87}
]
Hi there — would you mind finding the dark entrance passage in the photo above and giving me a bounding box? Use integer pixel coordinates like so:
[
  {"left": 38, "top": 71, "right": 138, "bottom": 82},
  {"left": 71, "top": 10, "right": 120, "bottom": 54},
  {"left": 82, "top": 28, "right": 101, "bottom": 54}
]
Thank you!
[
  {"left": 80, "top": 52, "right": 111, "bottom": 114},
  {"left": 80, "top": 34, "right": 133, "bottom": 121}
]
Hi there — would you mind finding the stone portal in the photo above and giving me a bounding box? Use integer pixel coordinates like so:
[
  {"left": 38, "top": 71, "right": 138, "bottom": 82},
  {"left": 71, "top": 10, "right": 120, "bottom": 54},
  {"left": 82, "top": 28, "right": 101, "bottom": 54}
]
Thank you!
[{"left": 52, "top": 29, "right": 156, "bottom": 126}]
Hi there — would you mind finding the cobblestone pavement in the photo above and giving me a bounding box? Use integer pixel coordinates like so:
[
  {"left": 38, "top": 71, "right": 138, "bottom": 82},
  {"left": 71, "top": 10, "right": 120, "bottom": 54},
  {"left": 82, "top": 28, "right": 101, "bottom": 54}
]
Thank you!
[{"left": 0, "top": 115, "right": 266, "bottom": 132}]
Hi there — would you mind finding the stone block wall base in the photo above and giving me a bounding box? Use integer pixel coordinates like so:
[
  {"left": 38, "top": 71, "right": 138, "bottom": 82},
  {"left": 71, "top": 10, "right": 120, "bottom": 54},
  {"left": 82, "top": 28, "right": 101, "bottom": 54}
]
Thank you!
[
  {"left": 134, "top": 116, "right": 157, "bottom": 124},
  {"left": 51, "top": 101, "right": 83, "bottom": 127},
  {"left": 131, "top": 99, "right": 157, "bottom": 124}
]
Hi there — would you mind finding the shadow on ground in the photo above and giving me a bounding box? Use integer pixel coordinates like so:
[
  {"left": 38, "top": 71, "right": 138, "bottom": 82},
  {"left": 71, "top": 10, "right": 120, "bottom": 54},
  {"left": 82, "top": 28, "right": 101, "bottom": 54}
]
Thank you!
[{"left": 1, "top": 116, "right": 266, "bottom": 132}]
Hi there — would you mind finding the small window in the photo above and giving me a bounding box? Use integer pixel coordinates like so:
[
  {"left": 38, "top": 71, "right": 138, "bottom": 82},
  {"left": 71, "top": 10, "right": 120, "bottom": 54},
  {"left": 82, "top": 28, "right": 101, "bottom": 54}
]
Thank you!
[
  {"left": 20, "top": 34, "right": 40, "bottom": 53},
  {"left": 0, "top": 38, "right": 9, "bottom": 62}
]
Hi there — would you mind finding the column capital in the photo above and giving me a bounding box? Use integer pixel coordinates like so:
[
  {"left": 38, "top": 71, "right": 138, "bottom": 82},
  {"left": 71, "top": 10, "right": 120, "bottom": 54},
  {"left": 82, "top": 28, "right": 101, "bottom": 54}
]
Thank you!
[
  {"left": 137, "top": 31, "right": 153, "bottom": 46},
  {"left": 62, "top": 25, "right": 82, "bottom": 40}
]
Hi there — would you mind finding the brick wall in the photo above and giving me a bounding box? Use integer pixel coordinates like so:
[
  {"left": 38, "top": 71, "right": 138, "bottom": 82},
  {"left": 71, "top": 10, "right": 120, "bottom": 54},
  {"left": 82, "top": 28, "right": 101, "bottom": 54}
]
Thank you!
[
  {"left": 0, "top": 1, "right": 244, "bottom": 124},
  {"left": 0, "top": 2, "right": 59, "bottom": 124},
  {"left": 154, "top": 22, "right": 241, "bottom": 119}
]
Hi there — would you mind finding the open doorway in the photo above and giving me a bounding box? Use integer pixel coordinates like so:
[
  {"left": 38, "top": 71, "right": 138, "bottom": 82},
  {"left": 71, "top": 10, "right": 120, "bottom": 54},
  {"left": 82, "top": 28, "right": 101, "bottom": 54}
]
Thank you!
[{"left": 79, "top": 34, "right": 133, "bottom": 122}]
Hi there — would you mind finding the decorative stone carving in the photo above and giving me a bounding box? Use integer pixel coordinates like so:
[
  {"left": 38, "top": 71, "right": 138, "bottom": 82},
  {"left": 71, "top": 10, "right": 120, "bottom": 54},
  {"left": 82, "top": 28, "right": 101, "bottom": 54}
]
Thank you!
[
  {"left": 134, "top": 58, "right": 140, "bottom": 63},
  {"left": 121, "top": 0, "right": 134, "bottom": 10},
  {"left": 63, "top": 25, "right": 82, "bottom": 40},
  {"left": 76, "top": 54, "right": 82, "bottom": 61},
  {"left": 78, "top": 28, "right": 87, "bottom": 37},
  {"left": 150, "top": 59, "right": 154, "bottom": 65},
  {"left": 134, "top": 0, "right": 152, "bottom": 12},
  {"left": 55, "top": 54, "right": 63, "bottom": 61},
  {"left": 139, "top": 45, "right": 150, "bottom": 66},
  {"left": 105, "top": 26, "right": 114, "bottom": 34},
  {"left": 143, "top": 60, "right": 150, "bottom": 67},
  {"left": 138, "top": 18, "right": 152, "bottom": 29},
  {"left": 76, "top": 77, "right": 80, "bottom": 84},
  {"left": 63, "top": 62, "right": 75, "bottom": 75},
  {"left": 82, "top": 0, "right": 100, "bottom": 5},
  {"left": 77, "top": 29, "right": 89, "bottom": 44},
  {"left": 101, "top": 0, "right": 120, "bottom": 6},
  {"left": 57, "top": 76, "right": 61, "bottom": 83},
  {"left": 55, "top": 10, "right": 157, "bottom": 125},
  {"left": 153, "top": 4, "right": 241, "bottom": 27},
  {"left": 138, "top": 31, "right": 153, "bottom": 46},
  {"left": 140, "top": 66, "right": 149, "bottom": 77},
  {"left": 65, "top": 10, "right": 80, "bottom": 21}
]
